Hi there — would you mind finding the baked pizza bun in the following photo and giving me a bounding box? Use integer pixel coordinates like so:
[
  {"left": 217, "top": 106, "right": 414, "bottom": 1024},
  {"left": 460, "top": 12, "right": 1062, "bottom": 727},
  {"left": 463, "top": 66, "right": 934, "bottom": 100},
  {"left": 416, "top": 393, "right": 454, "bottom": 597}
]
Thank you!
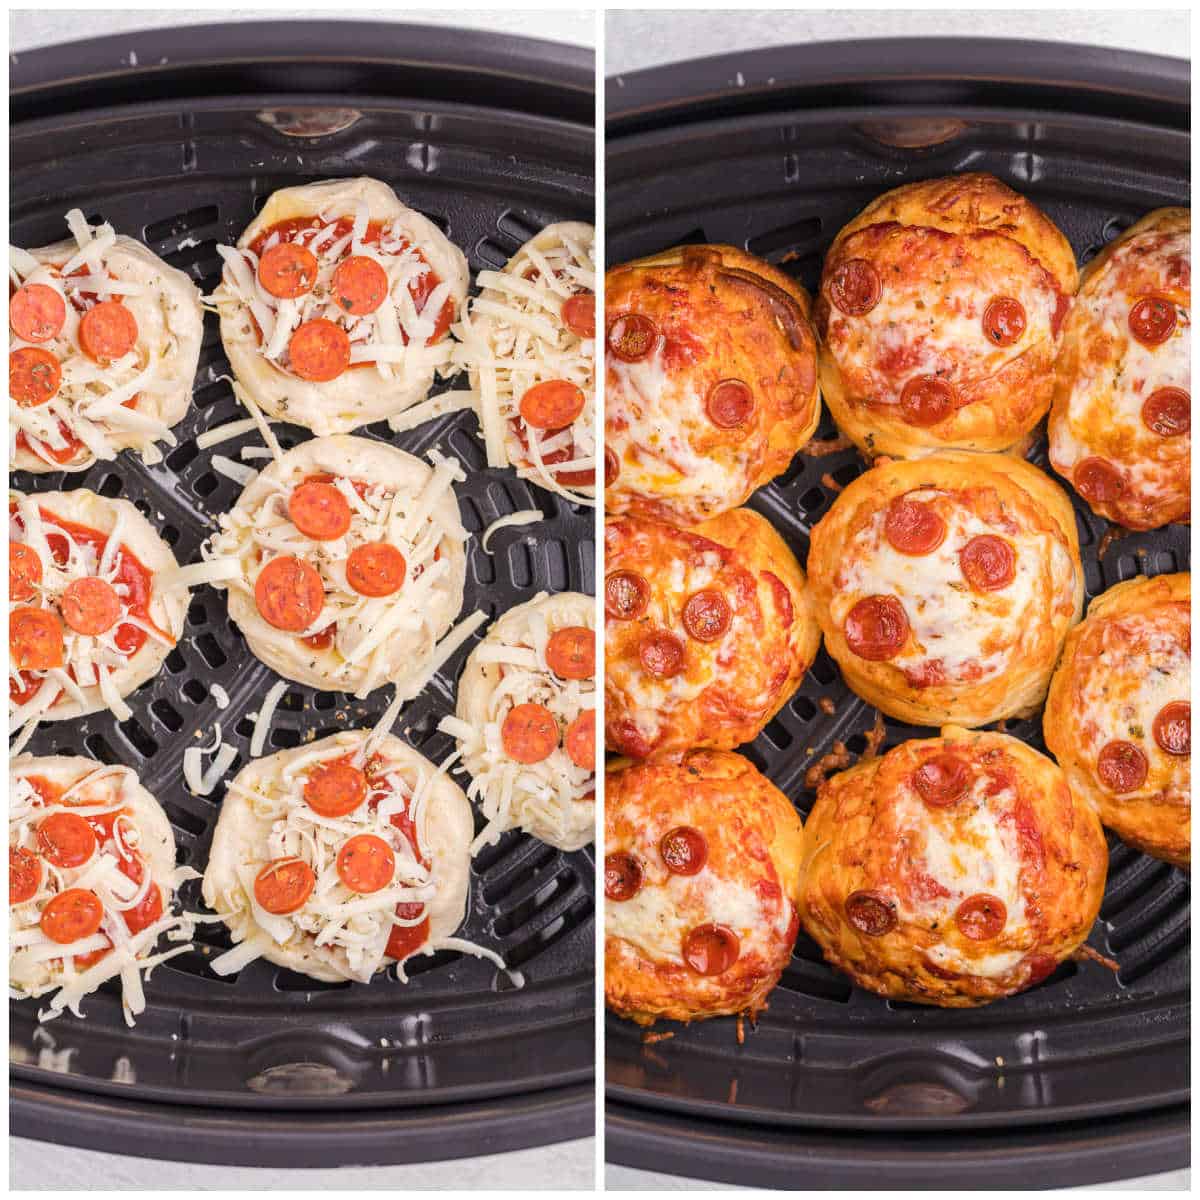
[
  {"left": 807, "top": 451, "right": 1083, "bottom": 727},
  {"left": 605, "top": 750, "right": 804, "bottom": 1025},
  {"left": 452, "top": 222, "right": 596, "bottom": 504},
  {"left": 212, "top": 177, "right": 469, "bottom": 435},
  {"left": 605, "top": 243, "right": 821, "bottom": 525},
  {"left": 203, "top": 728, "right": 500, "bottom": 984},
  {"left": 204, "top": 435, "right": 469, "bottom": 698},
  {"left": 1044, "top": 573, "right": 1190, "bottom": 868},
  {"left": 1048, "top": 208, "right": 1190, "bottom": 530},
  {"left": 445, "top": 591, "right": 595, "bottom": 853},
  {"left": 10, "top": 208, "right": 203, "bottom": 472},
  {"left": 604, "top": 507, "right": 820, "bottom": 757},
  {"left": 10, "top": 755, "right": 195, "bottom": 1025},
  {"left": 815, "top": 173, "right": 1078, "bottom": 458},
  {"left": 797, "top": 728, "right": 1108, "bottom": 1007},
  {"left": 9, "top": 488, "right": 187, "bottom": 731}
]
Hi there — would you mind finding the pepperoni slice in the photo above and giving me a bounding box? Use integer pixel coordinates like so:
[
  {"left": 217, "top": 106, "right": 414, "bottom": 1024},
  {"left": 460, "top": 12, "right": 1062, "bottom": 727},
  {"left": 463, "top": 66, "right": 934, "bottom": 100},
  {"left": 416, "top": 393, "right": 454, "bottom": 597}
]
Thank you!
[
  {"left": 336, "top": 834, "right": 396, "bottom": 894},
  {"left": 607, "top": 314, "right": 657, "bottom": 362},
  {"left": 385, "top": 902, "right": 430, "bottom": 961},
  {"left": 1024, "top": 952, "right": 1059, "bottom": 987},
  {"left": 546, "top": 626, "right": 595, "bottom": 680},
  {"left": 288, "top": 481, "right": 352, "bottom": 541},
  {"left": 564, "top": 710, "right": 595, "bottom": 771},
  {"left": 682, "top": 924, "right": 740, "bottom": 976},
  {"left": 79, "top": 301, "right": 138, "bottom": 362},
  {"left": 830, "top": 258, "right": 881, "bottom": 316},
  {"left": 501, "top": 702, "right": 559, "bottom": 764},
  {"left": 604, "top": 852, "right": 642, "bottom": 901},
  {"left": 254, "top": 858, "right": 316, "bottom": 915},
  {"left": 60, "top": 577, "right": 122, "bottom": 636},
  {"left": 40, "top": 888, "right": 104, "bottom": 944},
  {"left": 519, "top": 379, "right": 586, "bottom": 429},
  {"left": 258, "top": 242, "right": 319, "bottom": 299},
  {"left": 10, "top": 283, "right": 66, "bottom": 343},
  {"left": 1128, "top": 296, "right": 1177, "bottom": 346},
  {"left": 845, "top": 890, "right": 896, "bottom": 937},
  {"left": 304, "top": 761, "right": 368, "bottom": 817},
  {"left": 955, "top": 894, "right": 1007, "bottom": 941},
  {"left": 913, "top": 754, "right": 971, "bottom": 807},
  {"left": 844, "top": 595, "right": 908, "bottom": 661},
  {"left": 900, "top": 376, "right": 957, "bottom": 426},
  {"left": 10, "top": 544, "right": 42, "bottom": 603},
  {"left": 254, "top": 556, "right": 324, "bottom": 632},
  {"left": 604, "top": 446, "right": 620, "bottom": 488},
  {"left": 345, "top": 542, "right": 406, "bottom": 598},
  {"left": 682, "top": 590, "right": 731, "bottom": 642},
  {"left": 706, "top": 379, "right": 754, "bottom": 429},
  {"left": 10, "top": 607, "right": 65, "bottom": 671},
  {"left": 1074, "top": 457, "right": 1125, "bottom": 504},
  {"left": 1097, "top": 740, "right": 1148, "bottom": 793},
  {"left": 605, "top": 570, "right": 650, "bottom": 620},
  {"left": 884, "top": 498, "right": 945, "bottom": 556},
  {"left": 331, "top": 255, "right": 389, "bottom": 314},
  {"left": 1153, "top": 701, "right": 1190, "bottom": 756},
  {"left": 639, "top": 630, "right": 685, "bottom": 678},
  {"left": 959, "top": 535, "right": 1015, "bottom": 593},
  {"left": 9, "top": 347, "right": 62, "bottom": 406},
  {"left": 660, "top": 826, "right": 707, "bottom": 876},
  {"left": 562, "top": 293, "right": 595, "bottom": 338},
  {"left": 287, "top": 318, "right": 351, "bottom": 381},
  {"left": 982, "top": 297, "right": 1027, "bottom": 346},
  {"left": 10, "top": 846, "right": 42, "bottom": 904},
  {"left": 121, "top": 881, "right": 163, "bottom": 935},
  {"left": 1142, "top": 387, "right": 1190, "bottom": 437},
  {"left": 37, "top": 812, "right": 98, "bottom": 868}
]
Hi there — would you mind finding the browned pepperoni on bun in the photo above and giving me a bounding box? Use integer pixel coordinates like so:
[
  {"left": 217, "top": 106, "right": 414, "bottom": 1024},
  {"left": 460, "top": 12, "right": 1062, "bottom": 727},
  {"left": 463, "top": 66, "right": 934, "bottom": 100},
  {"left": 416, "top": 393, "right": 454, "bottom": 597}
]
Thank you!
[
  {"left": 605, "top": 570, "right": 650, "bottom": 621},
  {"left": 982, "top": 297, "right": 1027, "bottom": 346},
  {"left": 844, "top": 595, "right": 908, "bottom": 661},
  {"left": 913, "top": 753, "right": 971, "bottom": 807},
  {"left": 845, "top": 890, "right": 896, "bottom": 937},
  {"left": 1128, "top": 296, "right": 1177, "bottom": 346},
  {"left": 331, "top": 255, "right": 389, "bottom": 314},
  {"left": 9, "top": 348, "right": 62, "bottom": 406},
  {"left": 288, "top": 318, "right": 351, "bottom": 381},
  {"left": 681, "top": 590, "right": 731, "bottom": 642},
  {"left": 1153, "top": 701, "right": 1190, "bottom": 756},
  {"left": 607, "top": 314, "right": 657, "bottom": 362},
  {"left": 79, "top": 301, "right": 138, "bottom": 362},
  {"left": 955, "top": 893, "right": 1007, "bottom": 940},
  {"left": 682, "top": 923, "right": 740, "bottom": 975},
  {"left": 10, "top": 283, "right": 66, "bottom": 343},
  {"left": 638, "top": 630, "right": 685, "bottom": 678},
  {"left": 604, "top": 446, "right": 620, "bottom": 488},
  {"left": 884, "top": 497, "right": 946, "bottom": 556},
  {"left": 959, "top": 535, "right": 1016, "bottom": 593},
  {"left": 660, "top": 826, "right": 707, "bottom": 876},
  {"left": 830, "top": 258, "right": 881, "bottom": 316},
  {"left": 1097, "top": 740, "right": 1148, "bottom": 793},
  {"left": 604, "top": 852, "right": 642, "bottom": 901},
  {"left": 1023, "top": 952, "right": 1059, "bottom": 987},
  {"left": 562, "top": 293, "right": 595, "bottom": 338},
  {"left": 1142, "top": 387, "right": 1190, "bottom": 437},
  {"left": 899, "top": 376, "right": 957, "bottom": 426},
  {"left": 1074, "top": 457, "right": 1125, "bottom": 504},
  {"left": 258, "top": 242, "right": 319, "bottom": 299},
  {"left": 705, "top": 379, "right": 754, "bottom": 429}
]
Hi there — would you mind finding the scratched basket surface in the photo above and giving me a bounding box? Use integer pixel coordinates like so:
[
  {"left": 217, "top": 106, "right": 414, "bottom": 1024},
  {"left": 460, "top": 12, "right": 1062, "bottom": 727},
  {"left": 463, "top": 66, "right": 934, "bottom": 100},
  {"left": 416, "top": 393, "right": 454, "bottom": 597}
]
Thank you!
[
  {"left": 606, "top": 105, "right": 1189, "bottom": 1130},
  {"left": 11, "top": 97, "right": 594, "bottom": 1109}
]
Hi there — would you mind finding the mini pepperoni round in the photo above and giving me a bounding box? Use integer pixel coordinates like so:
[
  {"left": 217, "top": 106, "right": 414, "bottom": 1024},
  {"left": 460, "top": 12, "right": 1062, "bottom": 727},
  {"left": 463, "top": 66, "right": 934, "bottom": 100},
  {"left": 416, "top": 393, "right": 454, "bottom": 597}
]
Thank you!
[
  {"left": 10, "top": 607, "right": 65, "bottom": 671},
  {"left": 1024, "top": 952, "right": 1059, "bottom": 987},
  {"left": 982, "top": 297, "right": 1027, "bottom": 346},
  {"left": 607, "top": 313, "right": 657, "bottom": 362},
  {"left": 254, "top": 555, "right": 324, "bottom": 632},
  {"left": 884, "top": 498, "right": 946, "bottom": 556},
  {"left": 830, "top": 258, "right": 881, "bottom": 316},
  {"left": 331, "top": 255, "right": 389, "bottom": 314},
  {"left": 1074, "top": 457, "right": 1125, "bottom": 504},
  {"left": 254, "top": 858, "right": 316, "bottom": 915},
  {"left": 345, "top": 541, "right": 406, "bottom": 598},
  {"left": 564, "top": 710, "right": 595, "bottom": 771},
  {"left": 844, "top": 595, "right": 908, "bottom": 661},
  {"left": 1142, "top": 387, "right": 1190, "bottom": 438},
  {"left": 638, "top": 630, "right": 685, "bottom": 678},
  {"left": 900, "top": 376, "right": 957, "bottom": 426},
  {"left": 660, "top": 826, "right": 707, "bottom": 876},
  {"left": 10, "top": 846, "right": 42, "bottom": 904},
  {"left": 546, "top": 626, "right": 595, "bottom": 680},
  {"left": 605, "top": 570, "right": 650, "bottom": 621},
  {"left": 9, "top": 347, "right": 62, "bottom": 406},
  {"left": 959, "top": 535, "right": 1016, "bottom": 593},
  {"left": 706, "top": 379, "right": 754, "bottom": 429},
  {"left": 955, "top": 894, "right": 1007, "bottom": 941},
  {"left": 10, "top": 544, "right": 42, "bottom": 603},
  {"left": 913, "top": 753, "right": 971, "bottom": 808},
  {"left": 60, "top": 577, "right": 122, "bottom": 636},
  {"left": 604, "top": 446, "right": 620, "bottom": 488},
  {"left": 1128, "top": 296, "right": 1177, "bottom": 346},
  {"left": 605, "top": 852, "right": 642, "bottom": 901},
  {"left": 845, "top": 890, "right": 896, "bottom": 937},
  {"left": 258, "top": 242, "right": 319, "bottom": 299},
  {"left": 288, "top": 481, "right": 352, "bottom": 541},
  {"left": 519, "top": 379, "right": 586, "bottom": 429},
  {"left": 288, "top": 318, "right": 351, "bottom": 382},
  {"left": 304, "top": 761, "right": 369, "bottom": 817},
  {"left": 10, "top": 283, "right": 67, "bottom": 343},
  {"left": 79, "top": 300, "right": 138, "bottom": 362},
  {"left": 562, "top": 292, "right": 595, "bottom": 338},
  {"left": 1153, "top": 701, "right": 1190, "bottom": 757},
  {"left": 1097, "top": 740, "right": 1149, "bottom": 793},
  {"left": 337, "top": 834, "right": 396, "bottom": 894},
  {"left": 501, "top": 703, "right": 559, "bottom": 764},
  {"left": 37, "top": 812, "right": 98, "bottom": 868},
  {"left": 682, "top": 590, "right": 731, "bottom": 642},
  {"left": 682, "top": 924, "right": 740, "bottom": 976},
  {"left": 40, "top": 888, "right": 103, "bottom": 944}
]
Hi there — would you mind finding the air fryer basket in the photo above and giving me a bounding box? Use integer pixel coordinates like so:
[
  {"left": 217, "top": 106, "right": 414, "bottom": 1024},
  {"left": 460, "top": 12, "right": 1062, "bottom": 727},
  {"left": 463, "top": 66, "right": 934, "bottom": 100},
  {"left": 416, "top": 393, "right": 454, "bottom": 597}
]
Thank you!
[
  {"left": 10, "top": 23, "right": 594, "bottom": 1166},
  {"left": 606, "top": 40, "right": 1189, "bottom": 1188}
]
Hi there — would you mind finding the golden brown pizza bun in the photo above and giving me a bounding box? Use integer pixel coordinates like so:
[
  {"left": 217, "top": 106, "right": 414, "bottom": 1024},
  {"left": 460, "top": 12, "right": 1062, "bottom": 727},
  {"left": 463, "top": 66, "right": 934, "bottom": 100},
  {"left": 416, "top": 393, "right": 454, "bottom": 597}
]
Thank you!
[
  {"left": 605, "top": 749, "right": 805, "bottom": 1025},
  {"left": 815, "top": 172, "right": 1078, "bottom": 459},
  {"left": 604, "top": 243, "right": 821, "bottom": 524},
  {"left": 604, "top": 507, "right": 820, "bottom": 757},
  {"left": 1048, "top": 208, "right": 1190, "bottom": 530},
  {"left": 798, "top": 728, "right": 1108, "bottom": 1007},
  {"left": 1044, "top": 573, "right": 1190, "bottom": 868},
  {"left": 807, "top": 451, "right": 1083, "bottom": 727}
]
